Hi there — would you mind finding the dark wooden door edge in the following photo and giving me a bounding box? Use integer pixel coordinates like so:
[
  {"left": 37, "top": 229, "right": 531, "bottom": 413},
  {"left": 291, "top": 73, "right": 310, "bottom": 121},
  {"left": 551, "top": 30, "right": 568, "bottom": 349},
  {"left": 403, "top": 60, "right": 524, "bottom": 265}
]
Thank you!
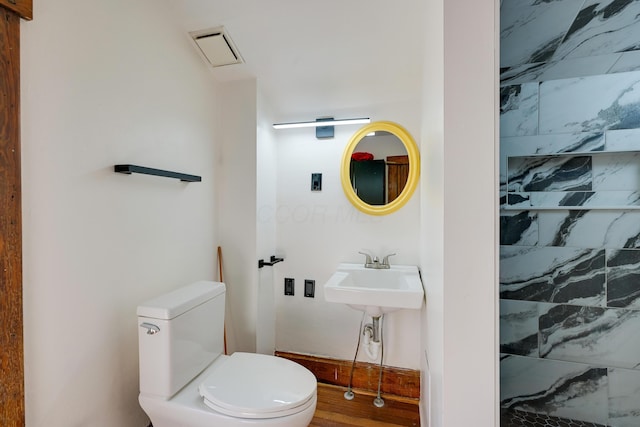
[
  {"left": 0, "top": 3, "right": 28, "bottom": 426},
  {"left": 0, "top": 0, "right": 33, "bottom": 20}
]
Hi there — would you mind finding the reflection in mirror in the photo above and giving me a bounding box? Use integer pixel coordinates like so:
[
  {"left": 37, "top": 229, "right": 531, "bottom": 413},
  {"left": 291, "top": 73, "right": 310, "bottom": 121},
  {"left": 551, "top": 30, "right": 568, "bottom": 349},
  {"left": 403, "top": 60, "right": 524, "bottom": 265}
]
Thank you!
[
  {"left": 340, "top": 121, "right": 420, "bottom": 216},
  {"left": 350, "top": 131, "right": 408, "bottom": 205}
]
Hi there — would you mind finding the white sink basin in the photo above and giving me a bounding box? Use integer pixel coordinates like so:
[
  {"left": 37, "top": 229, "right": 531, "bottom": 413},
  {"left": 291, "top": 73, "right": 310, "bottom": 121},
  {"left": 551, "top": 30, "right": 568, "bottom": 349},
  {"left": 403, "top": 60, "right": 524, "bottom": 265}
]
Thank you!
[{"left": 324, "top": 263, "right": 424, "bottom": 317}]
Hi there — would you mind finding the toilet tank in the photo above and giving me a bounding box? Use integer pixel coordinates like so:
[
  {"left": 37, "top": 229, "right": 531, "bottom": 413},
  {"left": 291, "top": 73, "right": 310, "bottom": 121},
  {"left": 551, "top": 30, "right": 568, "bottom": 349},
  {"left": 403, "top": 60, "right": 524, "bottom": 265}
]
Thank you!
[{"left": 137, "top": 281, "right": 225, "bottom": 399}]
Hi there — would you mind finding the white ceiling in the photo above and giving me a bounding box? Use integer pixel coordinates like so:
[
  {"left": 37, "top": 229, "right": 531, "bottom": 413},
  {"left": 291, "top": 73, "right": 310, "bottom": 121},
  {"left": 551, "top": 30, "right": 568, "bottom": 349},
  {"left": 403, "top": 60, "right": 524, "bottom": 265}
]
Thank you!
[{"left": 166, "top": 0, "right": 427, "bottom": 121}]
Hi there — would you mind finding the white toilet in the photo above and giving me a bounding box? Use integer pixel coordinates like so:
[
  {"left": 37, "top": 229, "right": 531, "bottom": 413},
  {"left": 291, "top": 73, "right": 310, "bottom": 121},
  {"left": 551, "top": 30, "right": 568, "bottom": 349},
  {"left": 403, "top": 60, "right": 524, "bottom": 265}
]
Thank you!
[{"left": 137, "top": 281, "right": 317, "bottom": 427}]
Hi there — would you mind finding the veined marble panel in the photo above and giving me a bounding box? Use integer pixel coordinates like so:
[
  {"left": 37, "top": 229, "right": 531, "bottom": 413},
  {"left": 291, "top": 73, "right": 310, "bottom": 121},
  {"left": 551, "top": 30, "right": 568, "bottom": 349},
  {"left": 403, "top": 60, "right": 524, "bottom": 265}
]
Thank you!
[
  {"left": 500, "top": 211, "right": 539, "bottom": 246},
  {"left": 500, "top": 299, "right": 543, "bottom": 356},
  {"left": 537, "top": 210, "right": 640, "bottom": 248},
  {"left": 538, "top": 210, "right": 594, "bottom": 247},
  {"left": 505, "top": 193, "right": 532, "bottom": 210},
  {"left": 503, "top": 152, "right": 640, "bottom": 208},
  {"left": 501, "top": 62, "right": 546, "bottom": 86},
  {"left": 539, "top": 71, "right": 640, "bottom": 134},
  {"left": 592, "top": 152, "right": 640, "bottom": 191},
  {"left": 500, "top": 83, "right": 539, "bottom": 137},
  {"left": 501, "top": 54, "right": 622, "bottom": 86},
  {"left": 540, "top": 305, "right": 640, "bottom": 369},
  {"left": 607, "top": 249, "right": 640, "bottom": 309},
  {"left": 608, "top": 367, "right": 640, "bottom": 427},
  {"left": 610, "top": 50, "right": 640, "bottom": 73},
  {"left": 601, "top": 211, "right": 640, "bottom": 248},
  {"left": 507, "top": 156, "right": 592, "bottom": 192},
  {"left": 500, "top": 246, "right": 605, "bottom": 305},
  {"left": 500, "top": 354, "right": 608, "bottom": 424},
  {"left": 500, "top": 0, "right": 586, "bottom": 68},
  {"left": 605, "top": 128, "right": 640, "bottom": 151},
  {"left": 551, "top": 0, "right": 640, "bottom": 62},
  {"left": 500, "top": 133, "right": 605, "bottom": 157},
  {"left": 532, "top": 192, "right": 597, "bottom": 208},
  {"left": 506, "top": 190, "right": 640, "bottom": 209},
  {"left": 500, "top": 133, "right": 605, "bottom": 185}
]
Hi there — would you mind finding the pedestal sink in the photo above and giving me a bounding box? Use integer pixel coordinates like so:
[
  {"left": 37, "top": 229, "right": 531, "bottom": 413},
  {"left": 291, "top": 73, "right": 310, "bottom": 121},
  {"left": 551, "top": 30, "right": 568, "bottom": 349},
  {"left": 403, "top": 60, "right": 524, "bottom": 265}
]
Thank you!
[{"left": 323, "top": 263, "right": 424, "bottom": 317}]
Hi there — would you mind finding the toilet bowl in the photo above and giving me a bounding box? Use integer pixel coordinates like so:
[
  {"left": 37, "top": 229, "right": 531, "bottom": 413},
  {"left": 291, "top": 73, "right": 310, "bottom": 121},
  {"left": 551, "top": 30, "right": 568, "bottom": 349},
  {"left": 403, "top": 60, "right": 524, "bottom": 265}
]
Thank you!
[{"left": 137, "top": 281, "right": 317, "bottom": 427}]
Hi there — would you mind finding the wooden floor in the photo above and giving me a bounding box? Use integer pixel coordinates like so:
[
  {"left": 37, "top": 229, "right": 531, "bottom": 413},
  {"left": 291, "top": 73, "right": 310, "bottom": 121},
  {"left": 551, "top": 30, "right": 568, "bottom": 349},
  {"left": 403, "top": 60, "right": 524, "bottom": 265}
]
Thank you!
[{"left": 310, "top": 383, "right": 421, "bottom": 427}]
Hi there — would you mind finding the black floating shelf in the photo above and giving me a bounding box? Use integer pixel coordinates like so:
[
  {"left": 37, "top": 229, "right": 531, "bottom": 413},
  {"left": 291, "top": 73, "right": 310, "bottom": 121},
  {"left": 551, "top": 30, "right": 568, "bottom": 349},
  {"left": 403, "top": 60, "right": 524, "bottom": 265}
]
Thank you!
[{"left": 114, "top": 164, "right": 201, "bottom": 182}]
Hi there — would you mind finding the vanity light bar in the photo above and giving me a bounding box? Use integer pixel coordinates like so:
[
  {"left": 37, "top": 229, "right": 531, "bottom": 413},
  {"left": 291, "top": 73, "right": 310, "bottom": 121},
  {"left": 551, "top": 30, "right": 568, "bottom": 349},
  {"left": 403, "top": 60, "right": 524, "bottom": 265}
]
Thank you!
[{"left": 272, "top": 117, "right": 370, "bottom": 129}]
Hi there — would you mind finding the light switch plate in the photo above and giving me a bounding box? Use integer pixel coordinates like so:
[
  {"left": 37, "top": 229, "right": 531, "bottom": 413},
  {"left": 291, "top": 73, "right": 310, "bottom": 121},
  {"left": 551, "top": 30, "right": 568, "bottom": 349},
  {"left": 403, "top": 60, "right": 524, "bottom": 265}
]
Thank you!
[{"left": 311, "top": 173, "right": 322, "bottom": 191}]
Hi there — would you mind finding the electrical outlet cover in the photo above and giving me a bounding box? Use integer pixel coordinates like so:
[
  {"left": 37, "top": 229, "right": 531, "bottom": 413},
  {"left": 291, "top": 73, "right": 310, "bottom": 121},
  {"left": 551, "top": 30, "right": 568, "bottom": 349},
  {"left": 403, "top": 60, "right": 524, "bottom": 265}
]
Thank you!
[
  {"left": 304, "top": 279, "right": 315, "bottom": 298},
  {"left": 284, "top": 278, "right": 295, "bottom": 296}
]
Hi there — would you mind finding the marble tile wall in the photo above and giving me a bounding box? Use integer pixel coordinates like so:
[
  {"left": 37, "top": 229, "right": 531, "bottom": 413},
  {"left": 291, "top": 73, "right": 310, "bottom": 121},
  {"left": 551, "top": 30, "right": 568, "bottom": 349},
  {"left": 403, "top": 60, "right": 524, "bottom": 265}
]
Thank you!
[
  {"left": 501, "top": 0, "right": 640, "bottom": 85},
  {"left": 501, "top": 354, "right": 609, "bottom": 425},
  {"left": 500, "top": 69, "right": 640, "bottom": 425}
]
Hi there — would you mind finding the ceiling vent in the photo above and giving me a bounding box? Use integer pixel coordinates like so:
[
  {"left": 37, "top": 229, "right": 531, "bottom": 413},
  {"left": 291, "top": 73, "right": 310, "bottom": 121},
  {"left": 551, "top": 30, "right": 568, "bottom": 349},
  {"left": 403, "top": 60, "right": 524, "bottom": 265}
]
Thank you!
[{"left": 189, "top": 26, "right": 243, "bottom": 68}]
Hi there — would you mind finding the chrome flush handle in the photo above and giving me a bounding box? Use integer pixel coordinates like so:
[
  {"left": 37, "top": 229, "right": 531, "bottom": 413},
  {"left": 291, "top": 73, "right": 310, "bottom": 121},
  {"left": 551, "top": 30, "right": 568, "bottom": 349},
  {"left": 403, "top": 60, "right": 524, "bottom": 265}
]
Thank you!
[{"left": 140, "top": 322, "right": 160, "bottom": 335}]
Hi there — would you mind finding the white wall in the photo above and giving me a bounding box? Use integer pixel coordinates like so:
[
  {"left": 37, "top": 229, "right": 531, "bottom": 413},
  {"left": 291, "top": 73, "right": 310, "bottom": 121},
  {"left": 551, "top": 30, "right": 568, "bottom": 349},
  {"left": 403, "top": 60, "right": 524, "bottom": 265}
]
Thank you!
[
  {"left": 273, "top": 101, "right": 424, "bottom": 369},
  {"left": 421, "top": 0, "right": 445, "bottom": 422},
  {"left": 256, "top": 89, "right": 278, "bottom": 355},
  {"left": 421, "top": 0, "right": 499, "bottom": 425},
  {"left": 21, "top": 1, "right": 220, "bottom": 425},
  {"left": 216, "top": 79, "right": 258, "bottom": 354}
]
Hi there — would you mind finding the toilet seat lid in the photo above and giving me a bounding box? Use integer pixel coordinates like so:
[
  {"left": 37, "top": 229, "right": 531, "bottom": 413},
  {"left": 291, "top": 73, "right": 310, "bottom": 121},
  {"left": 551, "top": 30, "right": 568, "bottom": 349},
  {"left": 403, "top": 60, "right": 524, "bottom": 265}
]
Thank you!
[{"left": 198, "top": 352, "right": 317, "bottom": 419}]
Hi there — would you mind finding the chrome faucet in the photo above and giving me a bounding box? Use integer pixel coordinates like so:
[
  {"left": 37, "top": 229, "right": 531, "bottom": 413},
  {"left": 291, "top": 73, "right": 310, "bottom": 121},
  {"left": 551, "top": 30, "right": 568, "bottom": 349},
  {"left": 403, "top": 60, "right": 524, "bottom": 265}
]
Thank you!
[
  {"left": 358, "top": 252, "right": 396, "bottom": 269},
  {"left": 382, "top": 253, "right": 396, "bottom": 267}
]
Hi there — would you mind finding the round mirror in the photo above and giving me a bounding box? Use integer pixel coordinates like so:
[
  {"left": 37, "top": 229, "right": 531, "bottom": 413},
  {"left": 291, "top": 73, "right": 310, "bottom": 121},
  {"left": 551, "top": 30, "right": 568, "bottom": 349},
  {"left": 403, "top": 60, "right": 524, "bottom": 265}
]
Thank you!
[{"left": 341, "top": 121, "right": 420, "bottom": 215}]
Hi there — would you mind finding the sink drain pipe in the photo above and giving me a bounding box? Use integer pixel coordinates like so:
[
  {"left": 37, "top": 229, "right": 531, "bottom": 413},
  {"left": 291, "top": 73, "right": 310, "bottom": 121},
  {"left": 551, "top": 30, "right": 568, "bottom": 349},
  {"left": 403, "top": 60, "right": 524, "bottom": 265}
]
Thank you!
[
  {"left": 373, "top": 315, "right": 385, "bottom": 408},
  {"left": 363, "top": 317, "right": 382, "bottom": 360}
]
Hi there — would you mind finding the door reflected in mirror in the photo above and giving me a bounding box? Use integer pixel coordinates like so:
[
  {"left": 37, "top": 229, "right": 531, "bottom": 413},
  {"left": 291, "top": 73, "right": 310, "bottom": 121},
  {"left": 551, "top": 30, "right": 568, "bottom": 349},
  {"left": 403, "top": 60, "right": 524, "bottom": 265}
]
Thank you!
[{"left": 350, "top": 131, "right": 408, "bottom": 205}]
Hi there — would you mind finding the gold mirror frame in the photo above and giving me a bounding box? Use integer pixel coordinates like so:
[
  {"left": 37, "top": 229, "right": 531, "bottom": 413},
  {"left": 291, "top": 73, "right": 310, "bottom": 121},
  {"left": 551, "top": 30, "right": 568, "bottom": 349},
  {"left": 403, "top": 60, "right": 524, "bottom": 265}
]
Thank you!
[{"left": 341, "top": 121, "right": 420, "bottom": 215}]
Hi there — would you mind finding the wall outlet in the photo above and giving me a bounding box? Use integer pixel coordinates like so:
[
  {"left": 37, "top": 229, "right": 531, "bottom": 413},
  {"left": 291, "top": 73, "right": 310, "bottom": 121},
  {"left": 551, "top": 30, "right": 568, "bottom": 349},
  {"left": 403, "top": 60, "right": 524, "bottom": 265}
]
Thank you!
[
  {"left": 284, "top": 278, "right": 294, "bottom": 296},
  {"left": 304, "top": 279, "right": 315, "bottom": 298}
]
